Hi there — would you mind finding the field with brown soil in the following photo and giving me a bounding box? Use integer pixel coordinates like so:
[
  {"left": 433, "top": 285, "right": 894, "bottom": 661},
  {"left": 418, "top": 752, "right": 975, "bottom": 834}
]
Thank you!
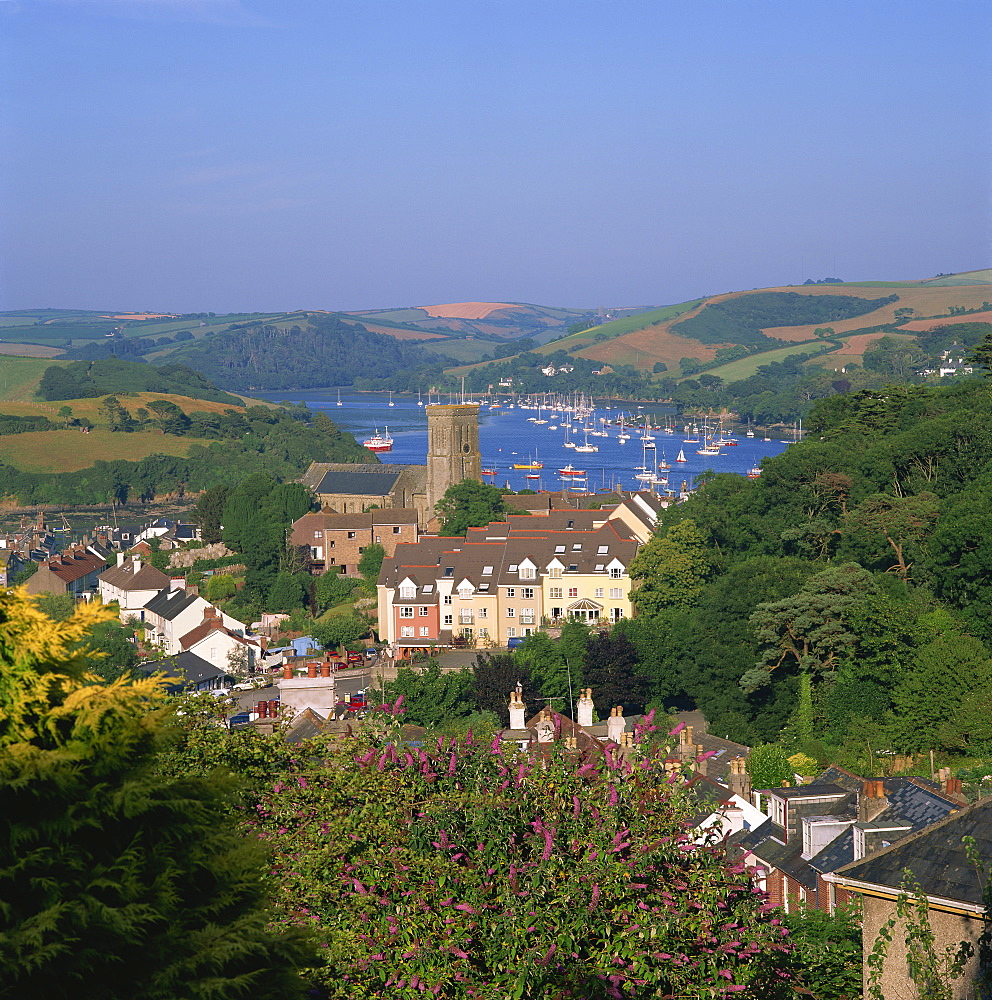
[
  {"left": 579, "top": 327, "right": 722, "bottom": 369},
  {"left": 0, "top": 428, "right": 212, "bottom": 473},
  {"left": 0, "top": 344, "right": 63, "bottom": 358},
  {"left": 899, "top": 311, "right": 992, "bottom": 332},
  {"left": 343, "top": 319, "right": 447, "bottom": 340},
  {"left": 418, "top": 302, "right": 512, "bottom": 319}
]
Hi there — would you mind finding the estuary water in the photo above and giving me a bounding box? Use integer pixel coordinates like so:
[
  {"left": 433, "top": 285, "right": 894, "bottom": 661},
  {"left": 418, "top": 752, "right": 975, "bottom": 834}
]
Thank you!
[{"left": 252, "top": 390, "right": 790, "bottom": 494}]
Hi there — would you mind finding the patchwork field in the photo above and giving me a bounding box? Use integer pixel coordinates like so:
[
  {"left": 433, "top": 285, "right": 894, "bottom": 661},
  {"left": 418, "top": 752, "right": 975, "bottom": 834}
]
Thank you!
[
  {"left": 899, "top": 311, "right": 992, "bottom": 332},
  {"left": 419, "top": 302, "right": 513, "bottom": 319},
  {"left": 701, "top": 342, "right": 833, "bottom": 381},
  {"left": 0, "top": 356, "right": 69, "bottom": 401},
  {"left": 0, "top": 428, "right": 212, "bottom": 473}
]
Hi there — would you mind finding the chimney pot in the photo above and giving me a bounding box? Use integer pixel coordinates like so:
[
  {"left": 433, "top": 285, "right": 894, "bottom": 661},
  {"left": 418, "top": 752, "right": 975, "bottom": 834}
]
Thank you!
[
  {"left": 320, "top": 662, "right": 331, "bottom": 678},
  {"left": 283, "top": 665, "right": 293, "bottom": 679},
  {"left": 257, "top": 701, "right": 268, "bottom": 719},
  {"left": 268, "top": 700, "right": 278, "bottom": 718},
  {"left": 307, "top": 661, "right": 317, "bottom": 678}
]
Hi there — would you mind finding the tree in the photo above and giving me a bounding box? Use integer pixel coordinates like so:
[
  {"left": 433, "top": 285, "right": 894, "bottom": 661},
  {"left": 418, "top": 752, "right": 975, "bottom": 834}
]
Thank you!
[
  {"left": 373, "top": 661, "right": 475, "bottom": 729},
  {"left": 267, "top": 571, "right": 306, "bottom": 613},
  {"left": 435, "top": 479, "right": 508, "bottom": 536},
  {"left": 471, "top": 653, "right": 540, "bottom": 725},
  {"left": 358, "top": 542, "right": 385, "bottom": 592},
  {"left": 848, "top": 491, "right": 939, "bottom": 581},
  {"left": 0, "top": 589, "right": 313, "bottom": 998},
  {"left": 583, "top": 631, "right": 647, "bottom": 716},
  {"left": 204, "top": 572, "right": 237, "bottom": 602},
  {"left": 195, "top": 483, "right": 232, "bottom": 544},
  {"left": 629, "top": 518, "right": 712, "bottom": 616},
  {"left": 743, "top": 563, "right": 876, "bottom": 693},
  {"left": 309, "top": 613, "right": 367, "bottom": 651},
  {"left": 747, "top": 743, "right": 794, "bottom": 790},
  {"left": 965, "top": 329, "right": 992, "bottom": 375}
]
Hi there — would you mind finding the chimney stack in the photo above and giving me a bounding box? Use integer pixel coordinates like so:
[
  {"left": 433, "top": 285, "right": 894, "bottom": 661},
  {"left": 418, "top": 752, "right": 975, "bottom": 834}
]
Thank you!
[
  {"left": 320, "top": 662, "right": 331, "bottom": 678},
  {"left": 606, "top": 706, "right": 625, "bottom": 744},
  {"left": 679, "top": 725, "right": 696, "bottom": 763},
  {"left": 576, "top": 687, "right": 594, "bottom": 728},
  {"left": 859, "top": 779, "right": 888, "bottom": 822},
  {"left": 508, "top": 690, "right": 526, "bottom": 729},
  {"left": 727, "top": 757, "right": 752, "bottom": 802},
  {"left": 257, "top": 701, "right": 268, "bottom": 719},
  {"left": 307, "top": 661, "right": 317, "bottom": 678},
  {"left": 694, "top": 743, "right": 707, "bottom": 777},
  {"left": 283, "top": 664, "right": 293, "bottom": 680}
]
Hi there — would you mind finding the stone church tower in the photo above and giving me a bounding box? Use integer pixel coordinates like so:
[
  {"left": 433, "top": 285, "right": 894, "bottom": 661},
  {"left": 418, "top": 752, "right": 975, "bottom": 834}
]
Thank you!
[{"left": 426, "top": 403, "right": 481, "bottom": 514}]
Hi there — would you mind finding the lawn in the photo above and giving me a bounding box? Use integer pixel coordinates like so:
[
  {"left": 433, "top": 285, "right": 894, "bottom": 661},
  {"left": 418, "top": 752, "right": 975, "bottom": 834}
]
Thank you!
[
  {"left": 0, "top": 428, "right": 213, "bottom": 473},
  {"left": 0, "top": 356, "right": 68, "bottom": 401},
  {"left": 700, "top": 341, "right": 831, "bottom": 381}
]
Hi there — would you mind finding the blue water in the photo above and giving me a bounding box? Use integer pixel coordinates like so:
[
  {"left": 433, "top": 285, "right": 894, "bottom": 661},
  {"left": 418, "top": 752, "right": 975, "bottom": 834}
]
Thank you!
[{"left": 253, "top": 390, "right": 790, "bottom": 493}]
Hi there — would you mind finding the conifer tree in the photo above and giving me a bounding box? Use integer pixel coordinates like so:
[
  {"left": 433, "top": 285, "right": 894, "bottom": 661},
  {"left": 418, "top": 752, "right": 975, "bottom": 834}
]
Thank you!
[{"left": 0, "top": 589, "right": 313, "bottom": 999}]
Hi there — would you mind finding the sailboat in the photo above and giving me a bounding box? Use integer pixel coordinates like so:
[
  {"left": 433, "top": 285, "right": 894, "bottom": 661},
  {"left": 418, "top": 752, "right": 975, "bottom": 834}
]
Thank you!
[
  {"left": 513, "top": 450, "right": 543, "bottom": 470},
  {"left": 336, "top": 390, "right": 342, "bottom": 407},
  {"left": 675, "top": 448, "right": 687, "bottom": 463},
  {"left": 417, "top": 389, "right": 424, "bottom": 407},
  {"left": 575, "top": 427, "right": 599, "bottom": 453},
  {"left": 388, "top": 391, "right": 395, "bottom": 407}
]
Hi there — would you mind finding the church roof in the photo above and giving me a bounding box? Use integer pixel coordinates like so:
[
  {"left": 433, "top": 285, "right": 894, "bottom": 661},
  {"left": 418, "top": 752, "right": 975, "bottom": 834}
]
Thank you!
[{"left": 315, "top": 469, "right": 404, "bottom": 496}]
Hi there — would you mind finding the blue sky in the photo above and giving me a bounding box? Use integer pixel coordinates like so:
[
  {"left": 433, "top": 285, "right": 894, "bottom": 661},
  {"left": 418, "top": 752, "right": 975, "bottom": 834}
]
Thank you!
[{"left": 1, "top": 0, "right": 989, "bottom": 312}]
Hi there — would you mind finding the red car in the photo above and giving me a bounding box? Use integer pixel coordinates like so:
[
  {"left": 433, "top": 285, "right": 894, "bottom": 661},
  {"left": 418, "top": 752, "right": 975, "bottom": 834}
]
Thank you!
[{"left": 347, "top": 651, "right": 363, "bottom": 663}]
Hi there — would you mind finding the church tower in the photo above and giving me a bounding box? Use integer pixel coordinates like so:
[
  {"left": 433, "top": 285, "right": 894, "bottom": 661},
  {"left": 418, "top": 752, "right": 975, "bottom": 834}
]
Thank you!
[{"left": 426, "top": 403, "right": 481, "bottom": 514}]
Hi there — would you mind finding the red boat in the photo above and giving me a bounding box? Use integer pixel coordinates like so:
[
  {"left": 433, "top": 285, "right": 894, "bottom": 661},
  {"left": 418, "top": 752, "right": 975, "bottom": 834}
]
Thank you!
[
  {"left": 362, "top": 427, "right": 393, "bottom": 452},
  {"left": 558, "top": 465, "right": 586, "bottom": 476}
]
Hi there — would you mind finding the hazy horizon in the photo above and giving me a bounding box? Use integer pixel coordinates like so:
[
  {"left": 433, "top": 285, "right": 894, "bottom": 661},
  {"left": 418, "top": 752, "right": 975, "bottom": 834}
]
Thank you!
[{"left": 2, "top": 1, "right": 990, "bottom": 314}]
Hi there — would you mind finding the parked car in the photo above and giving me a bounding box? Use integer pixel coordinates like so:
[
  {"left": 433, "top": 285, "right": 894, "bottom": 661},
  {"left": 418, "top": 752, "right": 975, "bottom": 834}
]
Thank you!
[
  {"left": 347, "top": 651, "right": 363, "bottom": 663},
  {"left": 507, "top": 637, "right": 525, "bottom": 650}
]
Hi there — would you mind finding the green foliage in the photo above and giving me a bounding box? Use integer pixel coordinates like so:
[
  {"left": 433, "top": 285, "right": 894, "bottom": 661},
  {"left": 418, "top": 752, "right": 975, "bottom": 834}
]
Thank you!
[
  {"left": 629, "top": 518, "right": 711, "bottom": 616},
  {"left": 436, "top": 479, "right": 509, "bottom": 535},
  {"left": 204, "top": 572, "right": 238, "bottom": 602},
  {"left": 748, "top": 743, "right": 795, "bottom": 790},
  {"left": 309, "top": 613, "right": 367, "bottom": 651},
  {"left": 267, "top": 571, "right": 307, "bottom": 613},
  {"left": 249, "top": 714, "right": 799, "bottom": 998},
  {"left": 374, "top": 661, "right": 475, "bottom": 729},
  {"left": 162, "top": 314, "right": 452, "bottom": 392},
  {"left": 583, "top": 631, "right": 647, "bottom": 716},
  {"left": 782, "top": 906, "right": 863, "bottom": 1000},
  {"left": 672, "top": 291, "right": 898, "bottom": 347},
  {"left": 357, "top": 541, "right": 385, "bottom": 593},
  {"left": 34, "top": 591, "right": 77, "bottom": 621},
  {"left": 313, "top": 569, "right": 355, "bottom": 612},
  {"left": 470, "top": 652, "right": 540, "bottom": 725},
  {"left": 38, "top": 357, "right": 241, "bottom": 404},
  {"left": 0, "top": 591, "right": 313, "bottom": 998}
]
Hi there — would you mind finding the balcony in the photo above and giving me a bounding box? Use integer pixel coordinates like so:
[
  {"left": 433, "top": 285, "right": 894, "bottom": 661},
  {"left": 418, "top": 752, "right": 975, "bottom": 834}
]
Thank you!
[{"left": 458, "top": 613, "right": 475, "bottom": 625}]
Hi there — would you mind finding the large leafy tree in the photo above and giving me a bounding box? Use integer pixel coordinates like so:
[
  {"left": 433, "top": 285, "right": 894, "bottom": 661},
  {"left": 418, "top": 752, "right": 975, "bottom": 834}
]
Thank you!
[
  {"left": 629, "top": 518, "right": 711, "bottom": 616},
  {"left": 435, "top": 479, "right": 508, "bottom": 535},
  {"left": 0, "top": 590, "right": 313, "bottom": 999}
]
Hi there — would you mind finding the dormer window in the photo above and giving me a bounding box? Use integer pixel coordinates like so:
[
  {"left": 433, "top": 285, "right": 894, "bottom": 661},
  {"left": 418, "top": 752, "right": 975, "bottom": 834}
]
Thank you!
[
  {"left": 519, "top": 566, "right": 536, "bottom": 580},
  {"left": 598, "top": 545, "right": 608, "bottom": 554},
  {"left": 572, "top": 543, "right": 582, "bottom": 551},
  {"left": 482, "top": 565, "right": 493, "bottom": 575},
  {"left": 554, "top": 545, "right": 566, "bottom": 553},
  {"left": 508, "top": 564, "right": 517, "bottom": 573}
]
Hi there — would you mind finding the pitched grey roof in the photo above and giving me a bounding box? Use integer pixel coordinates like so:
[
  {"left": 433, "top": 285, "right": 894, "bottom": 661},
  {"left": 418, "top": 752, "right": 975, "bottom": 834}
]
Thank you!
[
  {"left": 98, "top": 561, "right": 171, "bottom": 592},
  {"left": 137, "top": 651, "right": 230, "bottom": 688},
  {"left": 143, "top": 587, "right": 201, "bottom": 620},
  {"left": 315, "top": 469, "right": 403, "bottom": 496},
  {"left": 834, "top": 797, "right": 992, "bottom": 905}
]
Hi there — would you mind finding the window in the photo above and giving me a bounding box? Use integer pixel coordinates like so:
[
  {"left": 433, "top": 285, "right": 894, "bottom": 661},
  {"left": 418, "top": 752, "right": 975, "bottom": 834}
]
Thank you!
[
  {"left": 519, "top": 566, "right": 536, "bottom": 580},
  {"left": 610, "top": 567, "right": 623, "bottom": 579},
  {"left": 458, "top": 587, "right": 473, "bottom": 599},
  {"left": 423, "top": 584, "right": 434, "bottom": 593},
  {"left": 419, "top": 626, "right": 430, "bottom": 636},
  {"left": 506, "top": 608, "right": 515, "bottom": 618},
  {"left": 482, "top": 565, "right": 493, "bottom": 575},
  {"left": 399, "top": 607, "right": 414, "bottom": 618},
  {"left": 328, "top": 540, "right": 335, "bottom": 548},
  {"left": 520, "top": 608, "right": 535, "bottom": 624},
  {"left": 522, "top": 587, "right": 534, "bottom": 599},
  {"left": 444, "top": 567, "right": 454, "bottom": 577},
  {"left": 393, "top": 526, "right": 401, "bottom": 534},
  {"left": 610, "top": 587, "right": 623, "bottom": 599},
  {"left": 314, "top": 530, "right": 323, "bottom": 539},
  {"left": 554, "top": 545, "right": 566, "bottom": 553},
  {"left": 418, "top": 606, "right": 429, "bottom": 617},
  {"left": 595, "top": 564, "right": 605, "bottom": 572},
  {"left": 479, "top": 583, "right": 490, "bottom": 592},
  {"left": 594, "top": 588, "right": 604, "bottom": 599},
  {"left": 443, "top": 614, "right": 453, "bottom": 625},
  {"left": 506, "top": 587, "right": 515, "bottom": 598},
  {"left": 548, "top": 567, "right": 562, "bottom": 579},
  {"left": 358, "top": 547, "right": 365, "bottom": 554},
  {"left": 507, "top": 627, "right": 517, "bottom": 638},
  {"left": 568, "top": 564, "right": 578, "bottom": 572},
  {"left": 479, "top": 628, "right": 489, "bottom": 638},
  {"left": 508, "top": 564, "right": 518, "bottom": 573},
  {"left": 401, "top": 626, "right": 414, "bottom": 637},
  {"left": 443, "top": 595, "right": 452, "bottom": 605},
  {"left": 597, "top": 545, "right": 608, "bottom": 554},
  {"left": 399, "top": 585, "right": 416, "bottom": 599},
  {"left": 568, "top": 588, "right": 578, "bottom": 598},
  {"left": 549, "top": 587, "right": 563, "bottom": 599},
  {"left": 572, "top": 543, "right": 582, "bottom": 551},
  {"left": 478, "top": 607, "right": 487, "bottom": 618},
  {"left": 551, "top": 607, "right": 562, "bottom": 618},
  {"left": 311, "top": 547, "right": 321, "bottom": 559},
  {"left": 348, "top": 531, "right": 356, "bottom": 539}
]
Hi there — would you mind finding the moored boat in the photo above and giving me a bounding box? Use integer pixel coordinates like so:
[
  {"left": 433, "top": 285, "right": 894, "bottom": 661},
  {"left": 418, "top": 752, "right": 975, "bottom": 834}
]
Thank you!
[{"left": 363, "top": 427, "right": 394, "bottom": 452}]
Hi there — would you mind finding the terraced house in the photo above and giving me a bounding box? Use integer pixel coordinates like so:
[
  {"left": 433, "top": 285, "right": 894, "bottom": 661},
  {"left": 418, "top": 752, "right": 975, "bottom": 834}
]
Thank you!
[{"left": 377, "top": 502, "right": 649, "bottom": 656}]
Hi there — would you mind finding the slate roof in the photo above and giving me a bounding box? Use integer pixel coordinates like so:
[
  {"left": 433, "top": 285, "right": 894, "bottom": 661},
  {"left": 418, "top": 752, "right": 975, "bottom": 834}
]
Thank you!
[
  {"left": 98, "top": 560, "right": 171, "bottom": 592},
  {"left": 315, "top": 469, "right": 404, "bottom": 497},
  {"left": 143, "top": 587, "right": 202, "bottom": 621},
  {"left": 833, "top": 797, "right": 992, "bottom": 906},
  {"left": 137, "top": 651, "right": 232, "bottom": 689}
]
